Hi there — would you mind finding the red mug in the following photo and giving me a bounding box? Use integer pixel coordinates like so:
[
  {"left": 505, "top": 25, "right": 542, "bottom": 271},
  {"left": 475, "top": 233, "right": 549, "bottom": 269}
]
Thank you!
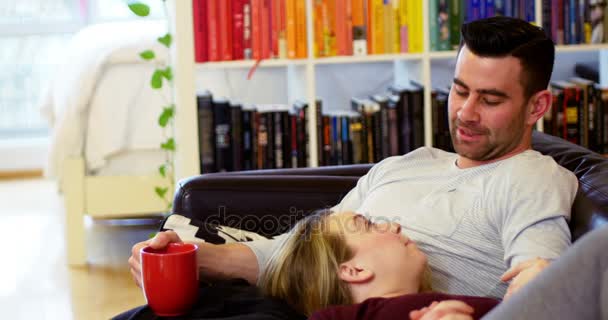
[{"left": 140, "top": 242, "right": 199, "bottom": 316}]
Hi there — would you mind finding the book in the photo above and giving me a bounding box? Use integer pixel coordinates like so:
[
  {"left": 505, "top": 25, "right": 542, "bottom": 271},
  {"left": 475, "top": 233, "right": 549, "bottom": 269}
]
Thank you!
[
  {"left": 197, "top": 91, "right": 215, "bottom": 173},
  {"left": 371, "top": 94, "right": 390, "bottom": 159},
  {"left": 387, "top": 94, "right": 400, "bottom": 156},
  {"left": 352, "top": 0, "right": 368, "bottom": 55},
  {"left": 295, "top": 0, "right": 308, "bottom": 58},
  {"left": 193, "top": 0, "right": 209, "bottom": 62},
  {"left": 242, "top": 107, "right": 255, "bottom": 170},
  {"left": 207, "top": 0, "right": 220, "bottom": 61},
  {"left": 286, "top": 0, "right": 297, "bottom": 58},
  {"left": 219, "top": 0, "right": 234, "bottom": 60},
  {"left": 349, "top": 117, "right": 365, "bottom": 163},
  {"left": 232, "top": 0, "right": 246, "bottom": 60},
  {"left": 407, "top": 0, "right": 423, "bottom": 52},
  {"left": 213, "top": 98, "right": 233, "bottom": 172},
  {"left": 243, "top": 0, "right": 253, "bottom": 59},
  {"left": 398, "top": 0, "right": 409, "bottom": 52},
  {"left": 230, "top": 103, "right": 243, "bottom": 171},
  {"left": 449, "top": 0, "right": 463, "bottom": 49},
  {"left": 252, "top": 0, "right": 263, "bottom": 59},
  {"left": 437, "top": 0, "right": 451, "bottom": 51},
  {"left": 552, "top": 81, "right": 583, "bottom": 144}
]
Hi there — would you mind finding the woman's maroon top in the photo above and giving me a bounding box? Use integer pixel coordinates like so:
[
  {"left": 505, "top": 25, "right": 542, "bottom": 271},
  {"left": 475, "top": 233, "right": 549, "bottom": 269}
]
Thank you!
[{"left": 310, "top": 292, "right": 500, "bottom": 320}]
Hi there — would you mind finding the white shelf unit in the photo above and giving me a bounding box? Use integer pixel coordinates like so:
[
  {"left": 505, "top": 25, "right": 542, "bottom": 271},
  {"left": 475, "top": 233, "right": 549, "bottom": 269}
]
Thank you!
[{"left": 168, "top": 0, "right": 608, "bottom": 180}]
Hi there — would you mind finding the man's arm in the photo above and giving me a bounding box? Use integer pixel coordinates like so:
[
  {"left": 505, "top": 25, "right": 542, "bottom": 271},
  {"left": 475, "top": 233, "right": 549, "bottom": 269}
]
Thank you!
[
  {"left": 496, "top": 160, "right": 578, "bottom": 299},
  {"left": 500, "top": 257, "right": 550, "bottom": 300},
  {"left": 129, "top": 231, "right": 261, "bottom": 287},
  {"left": 197, "top": 242, "right": 259, "bottom": 284}
]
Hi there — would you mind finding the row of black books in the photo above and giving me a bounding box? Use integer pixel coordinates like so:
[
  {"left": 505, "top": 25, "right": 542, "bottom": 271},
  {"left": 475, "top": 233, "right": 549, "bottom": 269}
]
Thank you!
[
  {"left": 546, "top": 77, "right": 608, "bottom": 153},
  {"left": 196, "top": 82, "right": 428, "bottom": 173},
  {"left": 197, "top": 92, "right": 312, "bottom": 173}
]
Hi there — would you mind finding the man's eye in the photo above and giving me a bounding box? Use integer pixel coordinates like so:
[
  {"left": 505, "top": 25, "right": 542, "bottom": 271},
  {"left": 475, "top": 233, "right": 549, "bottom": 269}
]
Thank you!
[
  {"left": 483, "top": 98, "right": 501, "bottom": 106},
  {"left": 455, "top": 90, "right": 468, "bottom": 97}
]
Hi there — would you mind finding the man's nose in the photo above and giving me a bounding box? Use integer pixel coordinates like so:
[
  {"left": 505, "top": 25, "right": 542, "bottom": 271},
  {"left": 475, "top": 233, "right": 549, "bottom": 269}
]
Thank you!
[{"left": 458, "top": 96, "right": 480, "bottom": 123}]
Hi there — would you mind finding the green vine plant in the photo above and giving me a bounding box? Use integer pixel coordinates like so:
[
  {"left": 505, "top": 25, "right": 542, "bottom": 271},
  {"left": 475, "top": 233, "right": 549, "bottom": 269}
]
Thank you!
[{"left": 128, "top": 0, "right": 175, "bottom": 211}]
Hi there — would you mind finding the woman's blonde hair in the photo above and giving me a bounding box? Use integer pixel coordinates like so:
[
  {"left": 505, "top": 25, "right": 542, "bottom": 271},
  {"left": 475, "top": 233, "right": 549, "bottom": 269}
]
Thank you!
[
  {"left": 259, "top": 210, "right": 354, "bottom": 316},
  {"left": 259, "top": 211, "right": 432, "bottom": 316}
]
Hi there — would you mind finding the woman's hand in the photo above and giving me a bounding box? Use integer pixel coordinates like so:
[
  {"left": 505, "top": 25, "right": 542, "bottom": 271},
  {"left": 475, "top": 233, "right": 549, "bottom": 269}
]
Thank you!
[
  {"left": 128, "top": 231, "right": 183, "bottom": 288},
  {"left": 409, "top": 300, "right": 474, "bottom": 320}
]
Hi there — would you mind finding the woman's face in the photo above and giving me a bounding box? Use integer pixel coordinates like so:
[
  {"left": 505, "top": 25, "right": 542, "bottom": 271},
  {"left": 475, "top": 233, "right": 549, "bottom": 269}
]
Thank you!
[{"left": 327, "top": 212, "right": 428, "bottom": 294}]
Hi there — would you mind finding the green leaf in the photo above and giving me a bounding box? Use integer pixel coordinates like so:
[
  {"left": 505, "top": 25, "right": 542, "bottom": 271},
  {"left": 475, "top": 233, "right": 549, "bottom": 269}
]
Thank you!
[
  {"left": 139, "top": 50, "right": 155, "bottom": 60},
  {"left": 148, "top": 232, "right": 157, "bottom": 239},
  {"left": 161, "top": 138, "right": 176, "bottom": 151},
  {"left": 155, "top": 186, "right": 168, "bottom": 198},
  {"left": 128, "top": 2, "right": 150, "bottom": 17},
  {"left": 158, "top": 164, "right": 166, "bottom": 177},
  {"left": 158, "top": 105, "right": 175, "bottom": 127},
  {"left": 162, "top": 67, "right": 173, "bottom": 81},
  {"left": 151, "top": 70, "right": 163, "bottom": 89},
  {"left": 157, "top": 33, "right": 172, "bottom": 48}
]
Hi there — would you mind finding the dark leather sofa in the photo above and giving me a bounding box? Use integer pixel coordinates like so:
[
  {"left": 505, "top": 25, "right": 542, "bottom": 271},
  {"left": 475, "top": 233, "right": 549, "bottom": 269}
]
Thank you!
[{"left": 172, "top": 131, "right": 608, "bottom": 241}]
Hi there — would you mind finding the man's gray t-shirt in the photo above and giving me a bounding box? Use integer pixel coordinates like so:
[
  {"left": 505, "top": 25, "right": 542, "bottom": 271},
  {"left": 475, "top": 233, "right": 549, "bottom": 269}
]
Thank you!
[{"left": 244, "top": 147, "right": 578, "bottom": 298}]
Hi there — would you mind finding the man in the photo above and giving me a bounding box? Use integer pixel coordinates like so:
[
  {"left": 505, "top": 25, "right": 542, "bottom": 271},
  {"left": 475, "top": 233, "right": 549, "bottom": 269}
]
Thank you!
[{"left": 128, "top": 16, "right": 577, "bottom": 301}]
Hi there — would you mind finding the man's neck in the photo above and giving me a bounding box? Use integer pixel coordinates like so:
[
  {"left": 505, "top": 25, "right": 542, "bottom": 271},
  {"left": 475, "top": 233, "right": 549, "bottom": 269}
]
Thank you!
[{"left": 456, "top": 144, "right": 531, "bottom": 169}]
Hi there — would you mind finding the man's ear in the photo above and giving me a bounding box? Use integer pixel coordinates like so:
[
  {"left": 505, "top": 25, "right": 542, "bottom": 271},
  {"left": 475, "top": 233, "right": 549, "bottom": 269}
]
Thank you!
[
  {"left": 338, "top": 262, "right": 374, "bottom": 284},
  {"left": 526, "top": 89, "right": 552, "bottom": 125}
]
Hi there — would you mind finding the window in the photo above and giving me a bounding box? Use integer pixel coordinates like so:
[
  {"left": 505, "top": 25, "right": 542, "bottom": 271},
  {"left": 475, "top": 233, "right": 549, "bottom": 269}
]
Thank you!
[{"left": 0, "top": 0, "right": 165, "bottom": 139}]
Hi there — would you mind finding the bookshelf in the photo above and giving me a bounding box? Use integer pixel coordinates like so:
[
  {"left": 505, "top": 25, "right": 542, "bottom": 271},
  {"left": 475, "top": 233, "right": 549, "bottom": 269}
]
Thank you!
[{"left": 167, "top": 0, "right": 608, "bottom": 180}]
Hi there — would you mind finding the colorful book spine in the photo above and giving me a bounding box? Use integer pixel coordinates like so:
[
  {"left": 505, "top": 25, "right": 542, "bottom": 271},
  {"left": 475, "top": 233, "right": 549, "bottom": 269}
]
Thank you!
[
  {"left": 429, "top": 0, "right": 439, "bottom": 51},
  {"left": 399, "top": 0, "right": 408, "bottom": 52},
  {"left": 207, "top": 0, "right": 220, "bottom": 61},
  {"left": 261, "top": 0, "right": 271, "bottom": 58},
  {"left": 251, "top": 0, "right": 262, "bottom": 59},
  {"left": 314, "top": 0, "right": 325, "bottom": 57},
  {"left": 352, "top": 0, "right": 368, "bottom": 55},
  {"left": 370, "top": 0, "right": 385, "bottom": 54},
  {"left": 218, "top": 0, "right": 233, "bottom": 60},
  {"left": 345, "top": 0, "right": 354, "bottom": 55},
  {"left": 437, "top": 0, "right": 450, "bottom": 51},
  {"left": 407, "top": 0, "right": 423, "bottom": 52},
  {"left": 468, "top": 0, "right": 481, "bottom": 22},
  {"left": 485, "top": 0, "right": 495, "bottom": 18},
  {"left": 286, "top": 0, "right": 297, "bottom": 58},
  {"left": 295, "top": 0, "right": 308, "bottom": 58},
  {"left": 449, "top": 0, "right": 463, "bottom": 49},
  {"left": 278, "top": 0, "right": 288, "bottom": 57},
  {"left": 232, "top": 0, "right": 245, "bottom": 60},
  {"left": 192, "top": 0, "right": 208, "bottom": 63},
  {"left": 243, "top": 0, "right": 253, "bottom": 59}
]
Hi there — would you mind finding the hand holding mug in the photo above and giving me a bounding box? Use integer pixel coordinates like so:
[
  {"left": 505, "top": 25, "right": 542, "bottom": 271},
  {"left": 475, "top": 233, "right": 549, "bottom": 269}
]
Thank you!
[{"left": 140, "top": 242, "right": 199, "bottom": 316}]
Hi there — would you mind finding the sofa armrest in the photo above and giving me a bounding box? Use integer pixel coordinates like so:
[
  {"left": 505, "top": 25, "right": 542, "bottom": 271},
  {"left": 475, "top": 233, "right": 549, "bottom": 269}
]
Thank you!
[{"left": 172, "top": 174, "right": 359, "bottom": 238}]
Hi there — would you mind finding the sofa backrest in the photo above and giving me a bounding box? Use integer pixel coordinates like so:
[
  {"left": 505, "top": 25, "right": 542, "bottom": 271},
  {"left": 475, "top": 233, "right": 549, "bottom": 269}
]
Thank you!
[{"left": 173, "top": 132, "right": 608, "bottom": 240}]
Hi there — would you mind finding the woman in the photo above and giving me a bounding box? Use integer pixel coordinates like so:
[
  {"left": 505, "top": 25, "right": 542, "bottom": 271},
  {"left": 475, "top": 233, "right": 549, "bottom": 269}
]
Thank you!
[{"left": 259, "top": 210, "right": 498, "bottom": 319}]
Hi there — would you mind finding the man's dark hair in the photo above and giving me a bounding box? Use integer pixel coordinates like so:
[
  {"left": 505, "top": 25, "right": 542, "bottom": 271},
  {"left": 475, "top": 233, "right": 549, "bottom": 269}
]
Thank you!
[{"left": 460, "top": 16, "right": 555, "bottom": 99}]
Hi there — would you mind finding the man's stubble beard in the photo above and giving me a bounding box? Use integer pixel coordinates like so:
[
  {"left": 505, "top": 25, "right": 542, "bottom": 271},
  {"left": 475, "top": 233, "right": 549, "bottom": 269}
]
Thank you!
[{"left": 448, "top": 107, "right": 528, "bottom": 162}]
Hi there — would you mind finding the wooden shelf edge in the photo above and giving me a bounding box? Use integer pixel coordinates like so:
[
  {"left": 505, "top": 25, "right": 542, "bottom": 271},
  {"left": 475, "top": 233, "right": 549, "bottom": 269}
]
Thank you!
[
  {"left": 196, "top": 59, "right": 307, "bottom": 69},
  {"left": 313, "top": 53, "right": 425, "bottom": 64},
  {"left": 556, "top": 44, "right": 608, "bottom": 53}
]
